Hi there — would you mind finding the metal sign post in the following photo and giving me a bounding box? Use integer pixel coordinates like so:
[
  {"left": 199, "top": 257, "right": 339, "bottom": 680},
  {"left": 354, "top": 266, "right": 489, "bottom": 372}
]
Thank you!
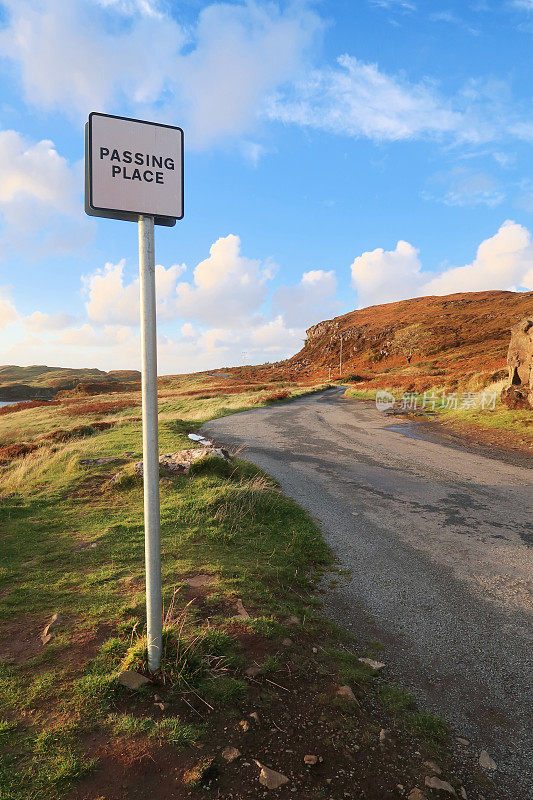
[
  {"left": 85, "top": 112, "right": 183, "bottom": 672},
  {"left": 139, "top": 214, "right": 162, "bottom": 670}
]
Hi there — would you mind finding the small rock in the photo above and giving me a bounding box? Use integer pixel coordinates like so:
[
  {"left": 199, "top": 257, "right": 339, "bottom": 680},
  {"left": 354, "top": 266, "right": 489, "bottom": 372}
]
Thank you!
[
  {"left": 479, "top": 750, "right": 497, "bottom": 771},
  {"left": 255, "top": 761, "right": 289, "bottom": 790},
  {"left": 312, "top": 646, "right": 318, "bottom": 653},
  {"left": 72, "top": 541, "right": 98, "bottom": 552},
  {"left": 424, "top": 760, "right": 442, "bottom": 775},
  {"left": 286, "top": 616, "right": 300, "bottom": 625},
  {"left": 456, "top": 737, "right": 470, "bottom": 746},
  {"left": 118, "top": 670, "right": 151, "bottom": 690},
  {"left": 249, "top": 711, "right": 260, "bottom": 724},
  {"left": 424, "top": 776, "right": 456, "bottom": 795},
  {"left": 281, "top": 638, "right": 293, "bottom": 647},
  {"left": 154, "top": 701, "right": 168, "bottom": 711},
  {"left": 408, "top": 790, "right": 427, "bottom": 800},
  {"left": 40, "top": 613, "right": 63, "bottom": 645},
  {"left": 239, "top": 719, "right": 250, "bottom": 732},
  {"left": 245, "top": 665, "right": 262, "bottom": 677},
  {"left": 236, "top": 599, "right": 251, "bottom": 619},
  {"left": 336, "top": 685, "right": 356, "bottom": 702},
  {"left": 460, "top": 788, "right": 468, "bottom": 799},
  {"left": 221, "top": 746, "right": 241, "bottom": 762},
  {"left": 379, "top": 728, "right": 389, "bottom": 743},
  {"left": 358, "top": 657, "right": 385, "bottom": 670},
  {"left": 186, "top": 574, "right": 216, "bottom": 588},
  {"left": 304, "top": 754, "right": 318, "bottom": 766}
]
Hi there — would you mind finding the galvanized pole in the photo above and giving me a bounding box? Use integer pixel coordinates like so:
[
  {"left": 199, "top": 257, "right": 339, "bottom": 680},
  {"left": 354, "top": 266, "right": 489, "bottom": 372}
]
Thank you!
[{"left": 138, "top": 214, "right": 162, "bottom": 672}]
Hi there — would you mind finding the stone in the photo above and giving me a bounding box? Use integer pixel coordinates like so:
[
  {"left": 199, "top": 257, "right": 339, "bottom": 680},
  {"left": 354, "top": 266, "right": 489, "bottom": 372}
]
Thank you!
[
  {"left": 424, "top": 760, "right": 442, "bottom": 775},
  {"left": 186, "top": 574, "right": 216, "bottom": 588},
  {"left": 281, "top": 638, "right": 293, "bottom": 647},
  {"left": 236, "top": 599, "right": 251, "bottom": 619},
  {"left": 118, "top": 670, "right": 151, "bottom": 690},
  {"left": 478, "top": 750, "right": 497, "bottom": 770},
  {"left": 358, "top": 657, "right": 385, "bottom": 670},
  {"left": 379, "top": 728, "right": 389, "bottom": 743},
  {"left": 424, "top": 776, "right": 456, "bottom": 795},
  {"left": 408, "top": 790, "right": 427, "bottom": 800},
  {"left": 501, "top": 317, "right": 533, "bottom": 409},
  {"left": 460, "top": 788, "right": 468, "bottom": 799},
  {"left": 245, "top": 665, "right": 262, "bottom": 677},
  {"left": 135, "top": 445, "right": 230, "bottom": 478},
  {"left": 336, "top": 685, "right": 356, "bottom": 701},
  {"left": 304, "top": 754, "right": 318, "bottom": 766},
  {"left": 255, "top": 761, "right": 289, "bottom": 789},
  {"left": 286, "top": 616, "right": 300, "bottom": 625},
  {"left": 72, "top": 541, "right": 98, "bottom": 552},
  {"left": 221, "top": 746, "right": 241, "bottom": 762},
  {"left": 249, "top": 712, "right": 260, "bottom": 724},
  {"left": 40, "top": 613, "right": 63, "bottom": 645},
  {"left": 456, "top": 737, "right": 470, "bottom": 746}
]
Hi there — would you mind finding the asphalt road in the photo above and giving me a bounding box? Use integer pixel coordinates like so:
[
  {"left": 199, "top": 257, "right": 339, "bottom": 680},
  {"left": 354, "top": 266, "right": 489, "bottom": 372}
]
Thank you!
[{"left": 202, "top": 388, "right": 533, "bottom": 798}]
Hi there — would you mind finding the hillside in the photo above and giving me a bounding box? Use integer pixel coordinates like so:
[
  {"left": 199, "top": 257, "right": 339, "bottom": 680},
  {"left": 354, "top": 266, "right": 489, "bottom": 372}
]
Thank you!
[
  {"left": 0, "top": 365, "right": 140, "bottom": 400},
  {"left": 287, "top": 290, "right": 532, "bottom": 391}
]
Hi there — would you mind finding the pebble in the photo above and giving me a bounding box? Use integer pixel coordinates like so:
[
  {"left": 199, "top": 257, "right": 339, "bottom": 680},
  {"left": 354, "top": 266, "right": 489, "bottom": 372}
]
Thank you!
[
  {"left": 336, "top": 685, "right": 356, "bottom": 701},
  {"left": 358, "top": 657, "right": 385, "bottom": 670},
  {"left": 424, "top": 775, "right": 456, "bottom": 795},
  {"left": 304, "top": 755, "right": 318, "bottom": 765},
  {"left": 478, "top": 750, "right": 497, "bottom": 771},
  {"left": 255, "top": 761, "right": 289, "bottom": 789},
  {"left": 221, "top": 747, "right": 241, "bottom": 762},
  {"left": 118, "top": 670, "right": 150, "bottom": 690}
]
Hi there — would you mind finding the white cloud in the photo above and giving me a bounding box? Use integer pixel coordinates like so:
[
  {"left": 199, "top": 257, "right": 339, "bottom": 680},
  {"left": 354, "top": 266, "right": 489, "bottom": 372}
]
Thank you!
[
  {"left": 273, "top": 269, "right": 338, "bottom": 328},
  {"left": 266, "top": 55, "right": 463, "bottom": 142},
  {"left": 0, "top": 0, "right": 322, "bottom": 148},
  {"left": 350, "top": 240, "right": 424, "bottom": 307},
  {"left": 426, "top": 167, "right": 505, "bottom": 208},
  {"left": 0, "top": 129, "right": 90, "bottom": 257},
  {"left": 350, "top": 220, "right": 533, "bottom": 307},
  {"left": 369, "top": 0, "right": 416, "bottom": 9},
  {"left": 512, "top": 0, "right": 533, "bottom": 10},
  {"left": 175, "top": 234, "right": 274, "bottom": 327},
  {"left": 84, "top": 259, "right": 186, "bottom": 325},
  {"left": 25, "top": 311, "right": 76, "bottom": 331},
  {"left": 0, "top": 288, "right": 18, "bottom": 328}
]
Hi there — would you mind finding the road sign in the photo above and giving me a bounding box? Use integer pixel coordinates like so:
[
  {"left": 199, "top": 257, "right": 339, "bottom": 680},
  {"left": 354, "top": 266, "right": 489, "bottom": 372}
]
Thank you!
[
  {"left": 85, "top": 112, "right": 184, "bottom": 672},
  {"left": 85, "top": 112, "right": 183, "bottom": 226}
]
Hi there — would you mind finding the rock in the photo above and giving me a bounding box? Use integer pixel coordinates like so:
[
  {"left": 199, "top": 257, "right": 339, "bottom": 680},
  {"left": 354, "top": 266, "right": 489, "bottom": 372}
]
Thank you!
[
  {"left": 312, "top": 646, "right": 318, "bottom": 654},
  {"left": 118, "top": 670, "right": 151, "bottom": 690},
  {"left": 40, "top": 613, "right": 63, "bottom": 645},
  {"left": 135, "top": 446, "right": 230, "bottom": 478},
  {"left": 479, "top": 750, "right": 497, "bottom": 770},
  {"left": 358, "top": 657, "right": 385, "bottom": 670},
  {"left": 236, "top": 599, "right": 250, "bottom": 619},
  {"left": 286, "top": 616, "right": 300, "bottom": 625},
  {"left": 245, "top": 665, "right": 262, "bottom": 677},
  {"left": 424, "top": 760, "right": 442, "bottom": 775},
  {"left": 501, "top": 317, "right": 533, "bottom": 409},
  {"left": 424, "top": 776, "right": 456, "bottom": 795},
  {"left": 79, "top": 457, "right": 127, "bottom": 466},
  {"left": 249, "top": 711, "right": 260, "bottom": 724},
  {"left": 186, "top": 574, "right": 216, "bottom": 588},
  {"left": 456, "top": 737, "right": 470, "bottom": 746},
  {"left": 460, "top": 788, "right": 468, "bottom": 799},
  {"left": 281, "top": 638, "right": 293, "bottom": 647},
  {"left": 379, "top": 728, "right": 389, "bottom": 743},
  {"left": 221, "top": 746, "right": 241, "bottom": 762},
  {"left": 72, "top": 541, "right": 98, "bottom": 552},
  {"left": 304, "top": 754, "right": 318, "bottom": 766},
  {"left": 255, "top": 761, "right": 289, "bottom": 789},
  {"left": 408, "top": 790, "right": 427, "bottom": 800},
  {"left": 336, "top": 685, "right": 356, "bottom": 702}
]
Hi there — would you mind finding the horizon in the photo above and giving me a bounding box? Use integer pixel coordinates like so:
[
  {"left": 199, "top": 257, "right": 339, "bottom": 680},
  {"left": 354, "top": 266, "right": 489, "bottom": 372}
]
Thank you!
[{"left": 1, "top": 0, "right": 533, "bottom": 374}]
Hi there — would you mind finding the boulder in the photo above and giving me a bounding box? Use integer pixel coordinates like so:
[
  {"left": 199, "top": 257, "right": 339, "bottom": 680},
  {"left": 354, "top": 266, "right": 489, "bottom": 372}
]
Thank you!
[
  {"left": 501, "top": 317, "right": 533, "bottom": 409},
  {"left": 135, "top": 446, "right": 230, "bottom": 477}
]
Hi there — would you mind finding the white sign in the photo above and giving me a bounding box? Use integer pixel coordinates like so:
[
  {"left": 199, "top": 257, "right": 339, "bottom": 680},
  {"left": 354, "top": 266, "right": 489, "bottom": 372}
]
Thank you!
[{"left": 85, "top": 112, "right": 183, "bottom": 226}]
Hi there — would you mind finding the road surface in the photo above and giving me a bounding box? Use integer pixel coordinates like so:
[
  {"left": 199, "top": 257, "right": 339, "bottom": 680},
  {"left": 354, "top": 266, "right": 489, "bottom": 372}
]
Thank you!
[{"left": 202, "top": 388, "right": 533, "bottom": 798}]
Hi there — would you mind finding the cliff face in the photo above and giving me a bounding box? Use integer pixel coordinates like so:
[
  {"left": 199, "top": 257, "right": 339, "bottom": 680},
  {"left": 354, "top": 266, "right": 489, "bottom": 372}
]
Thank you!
[{"left": 289, "top": 290, "right": 533, "bottom": 387}]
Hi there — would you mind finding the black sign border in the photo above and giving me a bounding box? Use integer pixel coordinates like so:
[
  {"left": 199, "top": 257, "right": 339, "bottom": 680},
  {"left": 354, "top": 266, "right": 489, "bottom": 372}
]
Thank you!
[{"left": 85, "top": 112, "right": 184, "bottom": 227}]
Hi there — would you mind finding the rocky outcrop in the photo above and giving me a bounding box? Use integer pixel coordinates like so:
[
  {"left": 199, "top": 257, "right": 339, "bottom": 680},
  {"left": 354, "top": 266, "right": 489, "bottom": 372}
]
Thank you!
[{"left": 501, "top": 317, "right": 533, "bottom": 410}]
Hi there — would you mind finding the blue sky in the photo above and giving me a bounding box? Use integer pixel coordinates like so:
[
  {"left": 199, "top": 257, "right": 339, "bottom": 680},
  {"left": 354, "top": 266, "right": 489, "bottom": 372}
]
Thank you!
[{"left": 0, "top": 0, "right": 532, "bottom": 374}]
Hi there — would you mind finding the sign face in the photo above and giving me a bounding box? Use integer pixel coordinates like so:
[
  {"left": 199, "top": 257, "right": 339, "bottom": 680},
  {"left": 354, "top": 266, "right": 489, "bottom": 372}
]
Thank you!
[{"left": 85, "top": 112, "right": 183, "bottom": 226}]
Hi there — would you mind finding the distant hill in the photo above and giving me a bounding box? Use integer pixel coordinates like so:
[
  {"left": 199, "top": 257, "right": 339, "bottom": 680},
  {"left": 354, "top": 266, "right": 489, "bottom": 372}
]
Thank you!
[
  {"left": 0, "top": 365, "right": 141, "bottom": 400},
  {"left": 287, "top": 290, "right": 533, "bottom": 391}
]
